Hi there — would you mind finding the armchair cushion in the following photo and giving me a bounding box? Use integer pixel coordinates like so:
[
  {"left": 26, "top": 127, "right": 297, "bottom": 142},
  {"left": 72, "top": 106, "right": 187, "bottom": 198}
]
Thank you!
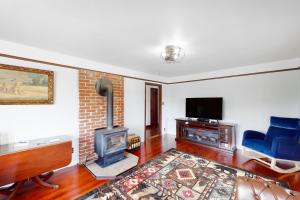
[
  {"left": 271, "top": 137, "right": 300, "bottom": 161},
  {"left": 243, "top": 130, "right": 266, "bottom": 140},
  {"left": 266, "top": 126, "right": 298, "bottom": 142},
  {"left": 266, "top": 116, "right": 300, "bottom": 142},
  {"left": 270, "top": 116, "right": 300, "bottom": 129},
  {"left": 242, "top": 130, "right": 271, "bottom": 155},
  {"left": 242, "top": 138, "right": 273, "bottom": 156}
]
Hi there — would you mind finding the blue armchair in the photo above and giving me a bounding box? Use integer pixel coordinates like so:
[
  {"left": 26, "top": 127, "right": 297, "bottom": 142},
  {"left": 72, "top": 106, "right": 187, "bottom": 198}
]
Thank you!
[{"left": 242, "top": 116, "right": 300, "bottom": 173}]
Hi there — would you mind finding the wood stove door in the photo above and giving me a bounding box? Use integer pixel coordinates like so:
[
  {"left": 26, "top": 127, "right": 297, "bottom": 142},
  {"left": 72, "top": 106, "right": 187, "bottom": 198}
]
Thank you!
[{"left": 104, "top": 131, "right": 127, "bottom": 155}]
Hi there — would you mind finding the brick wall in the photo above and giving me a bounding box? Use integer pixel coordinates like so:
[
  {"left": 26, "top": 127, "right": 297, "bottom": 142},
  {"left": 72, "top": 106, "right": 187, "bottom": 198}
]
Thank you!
[{"left": 79, "top": 69, "right": 124, "bottom": 163}]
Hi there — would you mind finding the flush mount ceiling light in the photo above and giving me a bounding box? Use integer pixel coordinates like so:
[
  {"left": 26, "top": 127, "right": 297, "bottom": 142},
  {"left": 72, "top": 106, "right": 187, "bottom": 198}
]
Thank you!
[{"left": 161, "top": 45, "right": 185, "bottom": 63}]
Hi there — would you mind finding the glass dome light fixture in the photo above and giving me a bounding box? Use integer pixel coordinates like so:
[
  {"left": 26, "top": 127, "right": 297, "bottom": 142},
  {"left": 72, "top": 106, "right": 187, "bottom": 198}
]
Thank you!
[{"left": 161, "top": 45, "right": 185, "bottom": 63}]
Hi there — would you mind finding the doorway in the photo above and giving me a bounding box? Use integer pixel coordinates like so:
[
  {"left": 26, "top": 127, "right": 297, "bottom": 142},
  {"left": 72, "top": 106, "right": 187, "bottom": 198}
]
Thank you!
[{"left": 145, "top": 83, "right": 162, "bottom": 139}]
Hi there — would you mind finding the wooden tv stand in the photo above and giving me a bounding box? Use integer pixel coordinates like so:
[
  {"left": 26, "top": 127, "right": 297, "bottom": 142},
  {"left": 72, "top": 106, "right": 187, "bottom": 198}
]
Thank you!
[{"left": 176, "top": 118, "right": 236, "bottom": 152}]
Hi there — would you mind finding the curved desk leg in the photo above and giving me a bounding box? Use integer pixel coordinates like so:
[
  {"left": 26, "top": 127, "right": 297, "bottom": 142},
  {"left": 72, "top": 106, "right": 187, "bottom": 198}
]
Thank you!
[
  {"left": 0, "top": 181, "right": 26, "bottom": 200},
  {"left": 39, "top": 171, "right": 54, "bottom": 181},
  {"left": 8, "top": 181, "right": 25, "bottom": 200},
  {"left": 0, "top": 172, "right": 58, "bottom": 199},
  {"left": 0, "top": 183, "right": 17, "bottom": 195},
  {"left": 32, "top": 176, "right": 59, "bottom": 189}
]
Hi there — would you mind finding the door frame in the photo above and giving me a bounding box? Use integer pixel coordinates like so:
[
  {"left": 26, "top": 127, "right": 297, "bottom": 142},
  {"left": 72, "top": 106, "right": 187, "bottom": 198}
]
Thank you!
[
  {"left": 150, "top": 87, "right": 159, "bottom": 126},
  {"left": 144, "top": 82, "right": 162, "bottom": 139}
]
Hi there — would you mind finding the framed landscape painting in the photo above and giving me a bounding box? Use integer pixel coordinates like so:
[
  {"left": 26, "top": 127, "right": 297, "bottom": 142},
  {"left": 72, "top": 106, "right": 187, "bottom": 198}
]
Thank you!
[{"left": 0, "top": 64, "right": 54, "bottom": 104}]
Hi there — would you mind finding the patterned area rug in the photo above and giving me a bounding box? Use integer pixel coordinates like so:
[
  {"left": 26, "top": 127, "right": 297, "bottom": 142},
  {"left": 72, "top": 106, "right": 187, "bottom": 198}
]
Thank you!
[{"left": 79, "top": 149, "right": 287, "bottom": 200}]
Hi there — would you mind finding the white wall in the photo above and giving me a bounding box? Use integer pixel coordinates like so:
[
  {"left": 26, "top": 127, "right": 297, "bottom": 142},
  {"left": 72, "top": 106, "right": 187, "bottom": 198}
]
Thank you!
[
  {"left": 164, "top": 70, "right": 300, "bottom": 147},
  {"left": 0, "top": 57, "right": 80, "bottom": 165},
  {"left": 124, "top": 78, "right": 145, "bottom": 141}
]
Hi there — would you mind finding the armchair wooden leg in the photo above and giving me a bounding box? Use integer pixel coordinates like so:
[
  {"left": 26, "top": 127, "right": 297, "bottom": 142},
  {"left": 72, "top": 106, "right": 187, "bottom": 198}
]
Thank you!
[
  {"left": 32, "top": 176, "right": 59, "bottom": 189},
  {"left": 278, "top": 172, "right": 300, "bottom": 180},
  {"left": 241, "top": 158, "right": 255, "bottom": 167}
]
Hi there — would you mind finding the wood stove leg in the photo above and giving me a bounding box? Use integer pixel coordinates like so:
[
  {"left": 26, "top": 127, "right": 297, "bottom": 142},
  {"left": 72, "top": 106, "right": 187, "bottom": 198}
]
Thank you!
[
  {"left": 32, "top": 176, "right": 59, "bottom": 189},
  {"left": 39, "top": 171, "right": 54, "bottom": 181}
]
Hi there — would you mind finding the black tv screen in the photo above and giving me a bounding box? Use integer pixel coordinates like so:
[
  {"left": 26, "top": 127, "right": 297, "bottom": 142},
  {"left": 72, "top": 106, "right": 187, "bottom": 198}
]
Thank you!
[{"left": 186, "top": 98, "right": 223, "bottom": 120}]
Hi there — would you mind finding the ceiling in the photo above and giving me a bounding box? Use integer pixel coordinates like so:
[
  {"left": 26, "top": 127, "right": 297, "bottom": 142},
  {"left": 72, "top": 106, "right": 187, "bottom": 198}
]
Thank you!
[{"left": 0, "top": 0, "right": 299, "bottom": 77}]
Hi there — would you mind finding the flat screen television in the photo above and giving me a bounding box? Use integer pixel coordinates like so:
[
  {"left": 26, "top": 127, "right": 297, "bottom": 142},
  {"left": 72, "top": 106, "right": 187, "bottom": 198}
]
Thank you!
[{"left": 186, "top": 97, "right": 223, "bottom": 120}]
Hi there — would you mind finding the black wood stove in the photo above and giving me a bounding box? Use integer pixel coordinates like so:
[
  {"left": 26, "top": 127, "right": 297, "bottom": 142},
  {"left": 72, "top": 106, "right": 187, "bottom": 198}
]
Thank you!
[{"left": 94, "top": 78, "right": 128, "bottom": 167}]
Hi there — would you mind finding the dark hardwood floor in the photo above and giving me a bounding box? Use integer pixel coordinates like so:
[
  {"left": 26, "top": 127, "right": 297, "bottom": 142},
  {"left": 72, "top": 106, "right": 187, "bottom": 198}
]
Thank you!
[
  {"left": 145, "top": 125, "right": 160, "bottom": 139},
  {"left": 1, "top": 134, "right": 299, "bottom": 200}
]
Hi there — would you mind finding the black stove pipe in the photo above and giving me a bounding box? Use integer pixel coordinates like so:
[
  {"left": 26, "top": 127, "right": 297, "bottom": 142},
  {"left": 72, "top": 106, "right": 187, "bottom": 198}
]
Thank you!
[{"left": 95, "top": 78, "right": 113, "bottom": 129}]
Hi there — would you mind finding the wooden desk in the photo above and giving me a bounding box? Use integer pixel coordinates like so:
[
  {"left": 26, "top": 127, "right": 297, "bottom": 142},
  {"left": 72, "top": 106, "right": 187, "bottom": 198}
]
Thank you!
[{"left": 0, "top": 135, "right": 72, "bottom": 199}]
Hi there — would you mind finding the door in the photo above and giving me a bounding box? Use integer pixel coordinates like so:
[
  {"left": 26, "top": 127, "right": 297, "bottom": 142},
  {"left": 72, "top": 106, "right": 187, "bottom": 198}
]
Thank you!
[{"left": 150, "top": 88, "right": 158, "bottom": 126}]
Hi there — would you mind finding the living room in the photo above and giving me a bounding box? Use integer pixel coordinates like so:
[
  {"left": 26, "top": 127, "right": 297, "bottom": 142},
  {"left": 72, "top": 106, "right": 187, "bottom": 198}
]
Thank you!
[{"left": 0, "top": 1, "right": 299, "bottom": 199}]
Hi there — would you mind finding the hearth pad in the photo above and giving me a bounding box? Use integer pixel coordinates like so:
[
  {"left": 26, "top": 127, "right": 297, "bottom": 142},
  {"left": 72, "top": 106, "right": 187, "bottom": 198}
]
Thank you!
[{"left": 84, "top": 152, "right": 139, "bottom": 179}]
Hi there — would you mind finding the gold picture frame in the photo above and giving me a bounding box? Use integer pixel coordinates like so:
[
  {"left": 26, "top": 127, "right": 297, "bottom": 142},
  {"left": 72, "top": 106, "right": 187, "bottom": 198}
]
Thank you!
[{"left": 0, "top": 64, "right": 54, "bottom": 104}]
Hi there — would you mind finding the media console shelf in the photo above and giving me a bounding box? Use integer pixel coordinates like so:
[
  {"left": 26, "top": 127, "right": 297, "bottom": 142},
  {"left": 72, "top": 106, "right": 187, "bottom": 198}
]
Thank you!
[{"left": 176, "top": 118, "right": 236, "bottom": 152}]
